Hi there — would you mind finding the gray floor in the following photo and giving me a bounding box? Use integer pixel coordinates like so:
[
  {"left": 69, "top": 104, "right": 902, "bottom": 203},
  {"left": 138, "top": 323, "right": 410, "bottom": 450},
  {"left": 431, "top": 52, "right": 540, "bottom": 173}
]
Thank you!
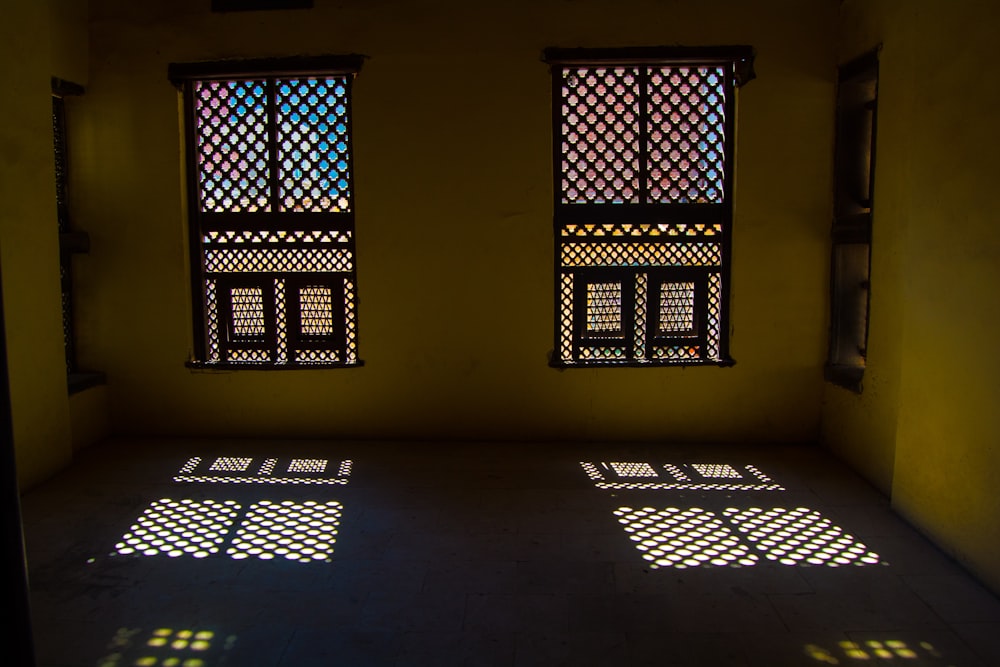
[{"left": 22, "top": 438, "right": 1000, "bottom": 666}]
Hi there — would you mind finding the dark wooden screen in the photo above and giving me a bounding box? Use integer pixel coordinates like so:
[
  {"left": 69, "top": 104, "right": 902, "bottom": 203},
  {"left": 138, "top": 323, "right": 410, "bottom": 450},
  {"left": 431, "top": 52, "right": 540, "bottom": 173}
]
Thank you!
[
  {"left": 546, "top": 47, "right": 754, "bottom": 366},
  {"left": 826, "top": 47, "right": 879, "bottom": 391},
  {"left": 171, "top": 58, "right": 363, "bottom": 368}
]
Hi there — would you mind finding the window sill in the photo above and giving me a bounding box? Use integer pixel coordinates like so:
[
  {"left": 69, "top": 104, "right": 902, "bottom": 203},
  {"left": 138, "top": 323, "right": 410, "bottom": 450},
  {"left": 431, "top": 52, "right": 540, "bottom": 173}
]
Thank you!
[
  {"left": 68, "top": 371, "right": 106, "bottom": 395},
  {"left": 549, "top": 357, "right": 735, "bottom": 369},
  {"left": 186, "top": 360, "right": 364, "bottom": 371},
  {"left": 824, "top": 363, "right": 864, "bottom": 393}
]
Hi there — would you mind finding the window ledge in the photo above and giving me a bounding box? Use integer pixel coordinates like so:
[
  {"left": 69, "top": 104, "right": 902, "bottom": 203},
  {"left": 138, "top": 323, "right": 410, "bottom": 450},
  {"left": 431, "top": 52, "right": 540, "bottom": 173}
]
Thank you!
[
  {"left": 549, "top": 358, "right": 735, "bottom": 369},
  {"left": 824, "top": 363, "right": 864, "bottom": 393},
  {"left": 68, "top": 371, "right": 106, "bottom": 395},
  {"left": 186, "top": 361, "right": 364, "bottom": 371}
]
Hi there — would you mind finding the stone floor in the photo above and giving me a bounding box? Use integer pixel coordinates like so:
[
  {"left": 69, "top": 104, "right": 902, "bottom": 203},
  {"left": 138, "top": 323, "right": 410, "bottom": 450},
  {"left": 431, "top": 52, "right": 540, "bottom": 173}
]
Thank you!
[{"left": 21, "top": 438, "right": 1000, "bottom": 666}]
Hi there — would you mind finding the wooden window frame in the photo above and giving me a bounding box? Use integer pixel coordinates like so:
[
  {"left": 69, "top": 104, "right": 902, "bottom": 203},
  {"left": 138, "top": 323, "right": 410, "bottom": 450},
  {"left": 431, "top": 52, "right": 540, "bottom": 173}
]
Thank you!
[
  {"left": 545, "top": 46, "right": 754, "bottom": 367},
  {"left": 825, "top": 47, "right": 880, "bottom": 392},
  {"left": 170, "top": 56, "right": 365, "bottom": 369}
]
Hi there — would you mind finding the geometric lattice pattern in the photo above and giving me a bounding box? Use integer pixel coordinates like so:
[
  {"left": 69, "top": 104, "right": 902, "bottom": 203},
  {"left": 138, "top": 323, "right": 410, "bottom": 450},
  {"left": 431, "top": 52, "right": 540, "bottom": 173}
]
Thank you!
[
  {"left": 559, "top": 66, "right": 726, "bottom": 206},
  {"left": 561, "top": 242, "right": 721, "bottom": 267},
  {"left": 277, "top": 79, "right": 351, "bottom": 212},
  {"left": 586, "top": 282, "right": 622, "bottom": 334},
  {"left": 173, "top": 456, "right": 353, "bottom": 485},
  {"left": 609, "top": 461, "right": 659, "bottom": 478},
  {"left": 230, "top": 288, "right": 266, "bottom": 337},
  {"left": 204, "top": 247, "right": 353, "bottom": 273},
  {"left": 209, "top": 457, "right": 254, "bottom": 472},
  {"left": 188, "top": 71, "right": 359, "bottom": 367},
  {"left": 560, "top": 67, "right": 640, "bottom": 204},
  {"left": 580, "top": 461, "right": 783, "bottom": 491},
  {"left": 647, "top": 67, "right": 726, "bottom": 203},
  {"left": 614, "top": 506, "right": 881, "bottom": 570},
  {"left": 724, "top": 507, "right": 881, "bottom": 567},
  {"left": 553, "top": 58, "right": 734, "bottom": 366},
  {"left": 658, "top": 282, "right": 695, "bottom": 334},
  {"left": 114, "top": 499, "right": 241, "bottom": 559},
  {"left": 560, "top": 268, "right": 721, "bottom": 364},
  {"left": 614, "top": 506, "right": 759, "bottom": 569},
  {"left": 227, "top": 500, "right": 343, "bottom": 562},
  {"left": 690, "top": 463, "right": 742, "bottom": 479},
  {"left": 195, "top": 80, "right": 270, "bottom": 213},
  {"left": 288, "top": 458, "right": 328, "bottom": 473},
  {"left": 114, "top": 498, "right": 345, "bottom": 564},
  {"left": 195, "top": 78, "right": 352, "bottom": 213},
  {"left": 299, "top": 287, "right": 334, "bottom": 335}
]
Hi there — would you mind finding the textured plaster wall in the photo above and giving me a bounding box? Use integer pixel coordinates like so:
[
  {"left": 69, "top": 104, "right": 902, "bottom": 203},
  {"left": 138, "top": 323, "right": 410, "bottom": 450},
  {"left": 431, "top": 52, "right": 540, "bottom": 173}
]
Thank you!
[
  {"left": 0, "top": 1, "right": 93, "bottom": 489},
  {"left": 76, "top": 0, "right": 838, "bottom": 443},
  {"left": 820, "top": 0, "right": 910, "bottom": 497},
  {"left": 825, "top": 0, "right": 1000, "bottom": 594}
]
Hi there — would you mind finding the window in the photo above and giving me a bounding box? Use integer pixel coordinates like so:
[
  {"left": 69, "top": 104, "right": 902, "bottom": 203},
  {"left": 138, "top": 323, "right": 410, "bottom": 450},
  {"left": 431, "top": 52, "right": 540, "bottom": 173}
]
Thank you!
[
  {"left": 826, "top": 47, "right": 879, "bottom": 392},
  {"left": 53, "top": 77, "right": 103, "bottom": 392},
  {"left": 544, "top": 47, "right": 754, "bottom": 366},
  {"left": 169, "top": 56, "right": 364, "bottom": 368}
]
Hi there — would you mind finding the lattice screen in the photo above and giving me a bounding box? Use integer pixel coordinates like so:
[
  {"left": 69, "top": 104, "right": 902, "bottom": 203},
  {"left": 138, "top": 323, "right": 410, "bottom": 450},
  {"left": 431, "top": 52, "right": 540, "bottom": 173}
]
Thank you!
[
  {"left": 185, "top": 70, "right": 359, "bottom": 366},
  {"left": 550, "top": 52, "right": 742, "bottom": 365},
  {"left": 559, "top": 65, "right": 726, "bottom": 206},
  {"left": 53, "top": 95, "right": 75, "bottom": 374}
]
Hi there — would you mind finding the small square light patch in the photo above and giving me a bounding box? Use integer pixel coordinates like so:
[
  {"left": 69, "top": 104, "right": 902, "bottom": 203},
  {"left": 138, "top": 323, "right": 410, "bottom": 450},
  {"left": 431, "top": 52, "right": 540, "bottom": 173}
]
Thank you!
[
  {"left": 690, "top": 463, "right": 743, "bottom": 479},
  {"left": 209, "top": 457, "right": 253, "bottom": 472},
  {"left": 609, "top": 461, "right": 659, "bottom": 478},
  {"left": 115, "top": 499, "right": 240, "bottom": 559},
  {"left": 287, "top": 458, "right": 328, "bottom": 474},
  {"left": 227, "top": 500, "right": 342, "bottom": 562}
]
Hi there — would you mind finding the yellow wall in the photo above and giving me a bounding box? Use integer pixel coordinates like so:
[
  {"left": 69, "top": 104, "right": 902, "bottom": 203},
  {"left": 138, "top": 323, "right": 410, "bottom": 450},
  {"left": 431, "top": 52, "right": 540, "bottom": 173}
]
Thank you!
[
  {"left": 0, "top": 1, "right": 91, "bottom": 490},
  {"left": 824, "top": 0, "right": 1000, "bottom": 593},
  {"left": 5, "top": 0, "right": 997, "bottom": 600},
  {"left": 76, "top": 0, "right": 838, "bottom": 443}
]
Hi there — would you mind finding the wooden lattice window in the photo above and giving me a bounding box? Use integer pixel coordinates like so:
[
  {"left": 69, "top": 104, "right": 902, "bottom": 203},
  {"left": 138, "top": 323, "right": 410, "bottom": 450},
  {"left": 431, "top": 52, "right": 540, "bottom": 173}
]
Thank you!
[
  {"left": 545, "top": 47, "right": 755, "bottom": 366},
  {"left": 53, "top": 77, "right": 103, "bottom": 392},
  {"left": 826, "top": 47, "right": 879, "bottom": 392},
  {"left": 169, "top": 56, "right": 363, "bottom": 368}
]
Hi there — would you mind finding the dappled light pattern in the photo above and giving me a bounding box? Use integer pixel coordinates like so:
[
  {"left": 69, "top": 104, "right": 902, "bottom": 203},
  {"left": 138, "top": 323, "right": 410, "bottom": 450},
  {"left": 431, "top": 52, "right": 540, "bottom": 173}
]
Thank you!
[
  {"left": 115, "top": 499, "right": 239, "bottom": 559},
  {"left": 288, "top": 458, "right": 327, "bottom": 473},
  {"left": 209, "top": 457, "right": 253, "bottom": 472},
  {"left": 691, "top": 463, "right": 741, "bottom": 478},
  {"left": 725, "top": 507, "right": 881, "bottom": 567},
  {"left": 228, "top": 500, "right": 341, "bottom": 561},
  {"left": 609, "top": 461, "right": 658, "bottom": 477},
  {"left": 614, "top": 506, "right": 881, "bottom": 570},
  {"left": 95, "top": 626, "right": 237, "bottom": 667},
  {"left": 174, "top": 456, "right": 352, "bottom": 485},
  {"left": 581, "top": 460, "right": 784, "bottom": 491},
  {"left": 614, "top": 506, "right": 759, "bottom": 569},
  {"left": 807, "top": 639, "right": 945, "bottom": 663}
]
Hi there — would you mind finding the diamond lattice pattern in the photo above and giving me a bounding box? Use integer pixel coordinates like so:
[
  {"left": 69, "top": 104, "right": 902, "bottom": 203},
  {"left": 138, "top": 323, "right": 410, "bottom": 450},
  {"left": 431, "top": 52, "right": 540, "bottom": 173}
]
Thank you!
[
  {"left": 559, "top": 65, "right": 726, "bottom": 204},
  {"left": 659, "top": 282, "right": 695, "bottom": 334},
  {"left": 299, "top": 286, "right": 334, "bottom": 336},
  {"left": 195, "top": 80, "right": 271, "bottom": 212},
  {"left": 555, "top": 60, "right": 731, "bottom": 365},
  {"left": 195, "top": 78, "right": 352, "bottom": 213},
  {"left": 587, "top": 282, "right": 622, "bottom": 334},
  {"left": 647, "top": 67, "right": 726, "bottom": 203},
  {"left": 231, "top": 288, "right": 266, "bottom": 337},
  {"left": 192, "top": 74, "right": 358, "bottom": 366},
  {"left": 277, "top": 79, "right": 351, "bottom": 212}
]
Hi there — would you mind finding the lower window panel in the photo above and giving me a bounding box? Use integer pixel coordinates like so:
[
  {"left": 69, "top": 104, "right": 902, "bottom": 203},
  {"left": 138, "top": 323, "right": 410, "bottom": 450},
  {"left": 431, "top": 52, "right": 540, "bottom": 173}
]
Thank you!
[
  {"left": 559, "top": 267, "right": 722, "bottom": 365},
  {"left": 206, "top": 273, "right": 357, "bottom": 366}
]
